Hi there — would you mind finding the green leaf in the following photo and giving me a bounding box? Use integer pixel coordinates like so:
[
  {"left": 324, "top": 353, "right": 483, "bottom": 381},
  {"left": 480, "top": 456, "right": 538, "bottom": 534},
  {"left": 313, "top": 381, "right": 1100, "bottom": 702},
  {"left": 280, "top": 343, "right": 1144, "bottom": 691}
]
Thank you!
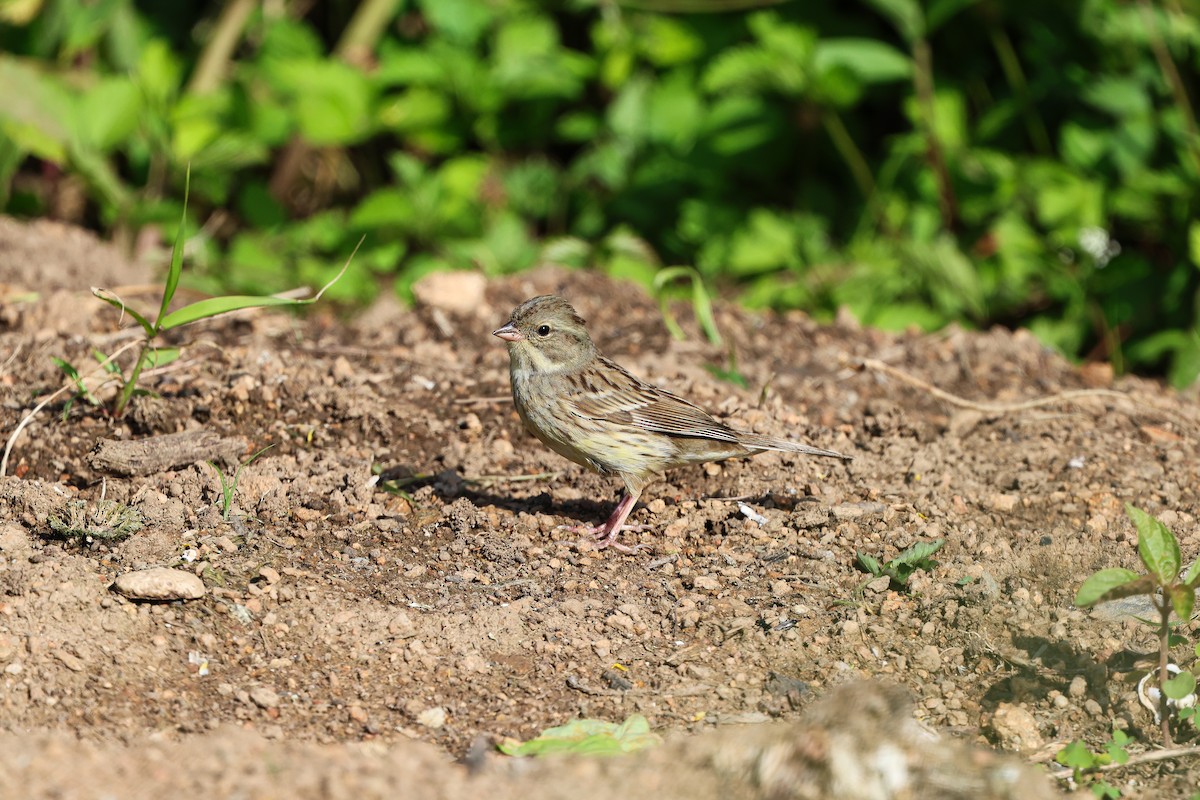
[
  {"left": 813, "top": 39, "right": 912, "bottom": 84},
  {"left": 1163, "top": 669, "right": 1197, "bottom": 701},
  {"left": 91, "top": 289, "right": 155, "bottom": 338},
  {"left": 497, "top": 715, "right": 660, "bottom": 757},
  {"left": 1105, "top": 729, "right": 1131, "bottom": 764},
  {"left": 52, "top": 357, "right": 100, "bottom": 405},
  {"left": 637, "top": 16, "right": 704, "bottom": 67},
  {"left": 1169, "top": 583, "right": 1195, "bottom": 622},
  {"left": 646, "top": 73, "right": 703, "bottom": 151},
  {"left": 1189, "top": 221, "right": 1200, "bottom": 270},
  {"left": 416, "top": 0, "right": 495, "bottom": 45},
  {"left": 159, "top": 295, "right": 313, "bottom": 330},
  {"left": 378, "top": 88, "right": 452, "bottom": 133},
  {"left": 265, "top": 60, "right": 374, "bottom": 145},
  {"left": 893, "top": 539, "right": 944, "bottom": 567},
  {"left": 1074, "top": 568, "right": 1144, "bottom": 607},
  {"left": 0, "top": 56, "right": 73, "bottom": 163},
  {"left": 1055, "top": 740, "right": 1097, "bottom": 770},
  {"left": 654, "top": 266, "right": 722, "bottom": 346},
  {"left": 862, "top": 0, "right": 925, "bottom": 43},
  {"left": 1183, "top": 558, "right": 1200, "bottom": 588},
  {"left": 1080, "top": 76, "right": 1151, "bottom": 118},
  {"left": 145, "top": 347, "right": 180, "bottom": 369},
  {"left": 857, "top": 551, "right": 882, "bottom": 576},
  {"left": 1127, "top": 504, "right": 1181, "bottom": 585},
  {"left": 76, "top": 77, "right": 141, "bottom": 151}
]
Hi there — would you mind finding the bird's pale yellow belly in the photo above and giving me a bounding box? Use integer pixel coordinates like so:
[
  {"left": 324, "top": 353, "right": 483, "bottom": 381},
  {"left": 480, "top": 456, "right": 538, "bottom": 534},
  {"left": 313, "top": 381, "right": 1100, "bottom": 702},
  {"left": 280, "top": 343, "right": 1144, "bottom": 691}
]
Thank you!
[{"left": 512, "top": 371, "right": 672, "bottom": 477}]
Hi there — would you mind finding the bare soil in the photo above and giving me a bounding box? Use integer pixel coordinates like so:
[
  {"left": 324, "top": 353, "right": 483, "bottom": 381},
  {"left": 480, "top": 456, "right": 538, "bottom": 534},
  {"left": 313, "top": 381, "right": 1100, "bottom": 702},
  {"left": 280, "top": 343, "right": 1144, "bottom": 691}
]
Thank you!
[{"left": 2, "top": 217, "right": 1198, "bottom": 798}]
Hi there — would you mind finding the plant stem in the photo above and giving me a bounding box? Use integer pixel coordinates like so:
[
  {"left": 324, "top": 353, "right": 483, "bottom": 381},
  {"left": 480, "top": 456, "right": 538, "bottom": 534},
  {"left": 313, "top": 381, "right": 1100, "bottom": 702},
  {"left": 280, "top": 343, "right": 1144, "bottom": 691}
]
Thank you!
[
  {"left": 114, "top": 346, "right": 152, "bottom": 418},
  {"left": 911, "top": 37, "right": 959, "bottom": 232},
  {"left": 1139, "top": 0, "right": 1200, "bottom": 176},
  {"left": 186, "top": 0, "right": 256, "bottom": 95},
  {"left": 987, "top": 27, "right": 1051, "bottom": 155},
  {"left": 1159, "top": 595, "right": 1173, "bottom": 747}
]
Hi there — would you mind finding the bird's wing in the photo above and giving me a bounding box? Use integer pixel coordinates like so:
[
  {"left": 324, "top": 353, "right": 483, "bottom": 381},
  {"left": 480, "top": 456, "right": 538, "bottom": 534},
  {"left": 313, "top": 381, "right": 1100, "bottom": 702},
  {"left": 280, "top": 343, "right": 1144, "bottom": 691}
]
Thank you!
[{"left": 568, "top": 358, "right": 741, "bottom": 442}]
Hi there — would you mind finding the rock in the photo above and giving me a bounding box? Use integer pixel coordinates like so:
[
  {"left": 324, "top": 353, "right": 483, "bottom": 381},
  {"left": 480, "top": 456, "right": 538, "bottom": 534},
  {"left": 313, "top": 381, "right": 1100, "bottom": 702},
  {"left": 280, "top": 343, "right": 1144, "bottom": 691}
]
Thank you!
[
  {"left": 412, "top": 271, "right": 486, "bottom": 315},
  {"left": 989, "top": 703, "right": 1044, "bottom": 753},
  {"left": 1089, "top": 594, "right": 1157, "bottom": 623},
  {"left": 249, "top": 686, "right": 280, "bottom": 709},
  {"left": 112, "top": 568, "right": 205, "bottom": 601},
  {"left": 417, "top": 707, "right": 446, "bottom": 729},
  {"left": 990, "top": 494, "right": 1019, "bottom": 512},
  {"left": 0, "top": 633, "right": 17, "bottom": 661},
  {"left": 914, "top": 645, "right": 942, "bottom": 673},
  {"left": 1068, "top": 676, "right": 1088, "bottom": 699},
  {"left": 864, "top": 576, "right": 891, "bottom": 594},
  {"left": 947, "top": 410, "right": 983, "bottom": 438},
  {"left": 0, "top": 522, "right": 32, "bottom": 559}
]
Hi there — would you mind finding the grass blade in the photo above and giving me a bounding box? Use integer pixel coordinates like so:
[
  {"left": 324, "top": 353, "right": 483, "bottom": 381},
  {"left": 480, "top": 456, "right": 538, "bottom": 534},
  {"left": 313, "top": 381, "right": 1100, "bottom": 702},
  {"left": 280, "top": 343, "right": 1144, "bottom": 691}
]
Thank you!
[
  {"left": 157, "top": 165, "right": 190, "bottom": 329},
  {"left": 92, "top": 288, "right": 156, "bottom": 337},
  {"left": 160, "top": 295, "right": 316, "bottom": 330}
]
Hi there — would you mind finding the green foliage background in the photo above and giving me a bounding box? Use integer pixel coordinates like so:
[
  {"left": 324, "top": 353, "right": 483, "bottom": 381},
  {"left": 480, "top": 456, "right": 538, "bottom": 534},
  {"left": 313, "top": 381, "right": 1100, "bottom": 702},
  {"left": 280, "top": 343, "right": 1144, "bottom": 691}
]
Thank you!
[{"left": 2, "top": 0, "right": 1199, "bottom": 383}]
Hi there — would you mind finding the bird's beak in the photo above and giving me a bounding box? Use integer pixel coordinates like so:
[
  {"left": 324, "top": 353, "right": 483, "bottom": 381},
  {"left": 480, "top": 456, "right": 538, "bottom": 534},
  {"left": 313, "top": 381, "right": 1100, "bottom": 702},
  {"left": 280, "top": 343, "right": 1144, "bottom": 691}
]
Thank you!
[{"left": 492, "top": 323, "right": 523, "bottom": 342}]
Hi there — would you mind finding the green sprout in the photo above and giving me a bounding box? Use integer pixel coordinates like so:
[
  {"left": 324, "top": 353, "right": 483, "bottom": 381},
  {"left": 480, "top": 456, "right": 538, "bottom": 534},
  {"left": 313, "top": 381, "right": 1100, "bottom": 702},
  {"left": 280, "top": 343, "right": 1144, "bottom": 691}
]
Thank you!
[
  {"left": 208, "top": 444, "right": 275, "bottom": 521},
  {"left": 857, "top": 539, "right": 945, "bottom": 591},
  {"left": 90, "top": 167, "right": 356, "bottom": 418}
]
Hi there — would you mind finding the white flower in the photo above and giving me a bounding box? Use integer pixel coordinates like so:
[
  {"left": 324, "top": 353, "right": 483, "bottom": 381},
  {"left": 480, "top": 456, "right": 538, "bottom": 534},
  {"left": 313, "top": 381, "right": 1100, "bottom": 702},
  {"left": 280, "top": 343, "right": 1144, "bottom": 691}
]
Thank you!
[{"left": 1078, "top": 226, "right": 1121, "bottom": 267}]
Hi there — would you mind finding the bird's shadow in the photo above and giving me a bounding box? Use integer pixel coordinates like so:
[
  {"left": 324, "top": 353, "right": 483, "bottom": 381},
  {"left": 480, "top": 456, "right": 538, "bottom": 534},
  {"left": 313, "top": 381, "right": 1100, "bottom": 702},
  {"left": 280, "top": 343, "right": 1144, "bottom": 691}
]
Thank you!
[
  {"left": 374, "top": 464, "right": 803, "bottom": 527},
  {"left": 375, "top": 465, "right": 618, "bottom": 525}
]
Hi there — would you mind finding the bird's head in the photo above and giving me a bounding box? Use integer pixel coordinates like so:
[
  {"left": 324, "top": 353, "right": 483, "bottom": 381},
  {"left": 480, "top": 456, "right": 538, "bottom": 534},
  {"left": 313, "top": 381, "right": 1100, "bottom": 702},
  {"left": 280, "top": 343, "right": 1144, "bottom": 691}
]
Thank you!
[{"left": 493, "top": 295, "right": 596, "bottom": 373}]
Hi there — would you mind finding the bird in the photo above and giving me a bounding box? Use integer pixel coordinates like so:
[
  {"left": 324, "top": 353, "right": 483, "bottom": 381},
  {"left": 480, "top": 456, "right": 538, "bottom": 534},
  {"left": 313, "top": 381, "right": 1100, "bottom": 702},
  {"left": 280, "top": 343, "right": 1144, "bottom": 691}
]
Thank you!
[{"left": 492, "top": 295, "right": 851, "bottom": 551}]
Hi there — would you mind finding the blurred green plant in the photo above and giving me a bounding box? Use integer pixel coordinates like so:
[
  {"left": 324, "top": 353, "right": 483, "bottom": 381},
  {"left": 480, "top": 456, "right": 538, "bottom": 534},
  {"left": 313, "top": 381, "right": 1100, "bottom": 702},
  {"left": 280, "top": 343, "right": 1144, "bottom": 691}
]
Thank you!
[
  {"left": 1054, "top": 730, "right": 1129, "bottom": 799},
  {"left": 497, "top": 714, "right": 661, "bottom": 757},
  {"left": 1, "top": 0, "right": 1199, "bottom": 384}
]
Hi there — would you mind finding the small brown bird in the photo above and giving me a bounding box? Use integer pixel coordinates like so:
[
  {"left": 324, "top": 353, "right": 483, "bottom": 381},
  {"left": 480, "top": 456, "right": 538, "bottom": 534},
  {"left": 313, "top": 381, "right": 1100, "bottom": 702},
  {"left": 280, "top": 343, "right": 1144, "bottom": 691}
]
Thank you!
[{"left": 493, "top": 296, "right": 850, "bottom": 551}]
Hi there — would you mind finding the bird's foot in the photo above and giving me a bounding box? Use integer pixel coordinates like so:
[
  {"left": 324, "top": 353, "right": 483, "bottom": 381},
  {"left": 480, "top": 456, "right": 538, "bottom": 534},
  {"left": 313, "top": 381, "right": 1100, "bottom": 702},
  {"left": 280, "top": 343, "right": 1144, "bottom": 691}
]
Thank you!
[
  {"left": 556, "top": 522, "right": 650, "bottom": 553},
  {"left": 591, "top": 524, "right": 651, "bottom": 553}
]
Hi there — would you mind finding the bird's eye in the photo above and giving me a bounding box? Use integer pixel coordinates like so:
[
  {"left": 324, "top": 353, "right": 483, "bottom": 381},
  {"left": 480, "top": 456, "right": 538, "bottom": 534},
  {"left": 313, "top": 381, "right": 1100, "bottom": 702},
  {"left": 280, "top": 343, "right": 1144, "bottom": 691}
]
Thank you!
[{"left": 536, "top": 324, "right": 551, "bottom": 337}]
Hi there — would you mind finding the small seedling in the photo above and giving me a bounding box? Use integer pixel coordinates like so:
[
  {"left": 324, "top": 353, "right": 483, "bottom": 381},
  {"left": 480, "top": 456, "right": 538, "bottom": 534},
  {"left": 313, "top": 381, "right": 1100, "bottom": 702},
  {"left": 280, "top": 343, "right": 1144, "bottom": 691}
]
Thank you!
[
  {"left": 857, "top": 539, "right": 944, "bottom": 590},
  {"left": 51, "top": 356, "right": 102, "bottom": 419},
  {"left": 654, "top": 265, "right": 723, "bottom": 347},
  {"left": 208, "top": 444, "right": 275, "bottom": 521},
  {"left": 1075, "top": 504, "right": 1200, "bottom": 746},
  {"left": 0, "top": 168, "right": 359, "bottom": 478},
  {"left": 49, "top": 499, "right": 143, "bottom": 543},
  {"left": 89, "top": 167, "right": 356, "bottom": 418},
  {"left": 1055, "top": 730, "right": 1130, "bottom": 798}
]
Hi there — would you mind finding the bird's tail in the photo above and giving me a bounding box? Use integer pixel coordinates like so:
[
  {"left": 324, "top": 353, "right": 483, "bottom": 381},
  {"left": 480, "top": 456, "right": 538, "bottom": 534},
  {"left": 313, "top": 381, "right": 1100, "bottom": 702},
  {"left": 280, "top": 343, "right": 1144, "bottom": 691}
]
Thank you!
[{"left": 738, "top": 433, "right": 852, "bottom": 460}]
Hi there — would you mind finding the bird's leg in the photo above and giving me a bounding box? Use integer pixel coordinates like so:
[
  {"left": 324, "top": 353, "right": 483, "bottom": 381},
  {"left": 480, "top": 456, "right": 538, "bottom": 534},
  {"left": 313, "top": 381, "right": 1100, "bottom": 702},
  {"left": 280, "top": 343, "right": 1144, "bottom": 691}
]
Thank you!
[
  {"left": 591, "top": 490, "right": 648, "bottom": 551},
  {"left": 557, "top": 490, "right": 650, "bottom": 552}
]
